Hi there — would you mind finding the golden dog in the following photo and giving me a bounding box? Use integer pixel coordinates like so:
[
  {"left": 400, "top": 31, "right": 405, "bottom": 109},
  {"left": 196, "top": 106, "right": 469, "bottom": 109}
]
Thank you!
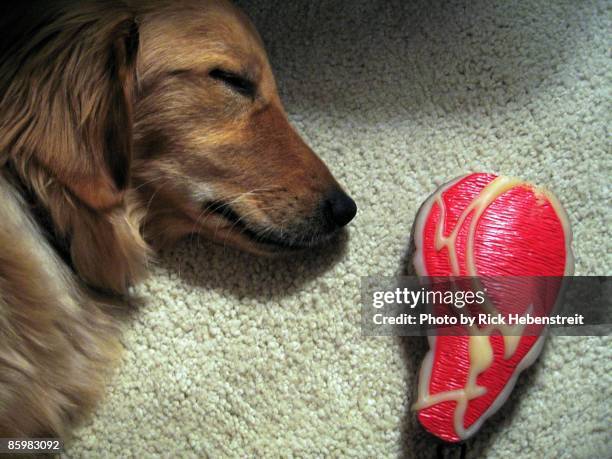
[{"left": 0, "top": 0, "right": 355, "bottom": 438}]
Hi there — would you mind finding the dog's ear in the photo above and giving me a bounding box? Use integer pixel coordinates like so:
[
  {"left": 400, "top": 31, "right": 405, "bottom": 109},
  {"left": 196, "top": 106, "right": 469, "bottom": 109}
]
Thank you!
[
  {"left": 55, "top": 10, "right": 139, "bottom": 210},
  {"left": 0, "top": 3, "right": 150, "bottom": 293},
  {"left": 2, "top": 2, "right": 139, "bottom": 210}
]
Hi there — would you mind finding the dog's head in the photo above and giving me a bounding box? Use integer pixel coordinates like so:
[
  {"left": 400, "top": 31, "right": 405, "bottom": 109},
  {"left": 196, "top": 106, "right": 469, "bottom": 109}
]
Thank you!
[
  {"left": 131, "top": 0, "right": 356, "bottom": 253},
  {"left": 1, "top": 0, "right": 355, "bottom": 292}
]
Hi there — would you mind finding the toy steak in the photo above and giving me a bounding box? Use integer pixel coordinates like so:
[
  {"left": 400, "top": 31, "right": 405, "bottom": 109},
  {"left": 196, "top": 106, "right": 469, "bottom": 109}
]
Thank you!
[{"left": 412, "top": 173, "right": 574, "bottom": 442}]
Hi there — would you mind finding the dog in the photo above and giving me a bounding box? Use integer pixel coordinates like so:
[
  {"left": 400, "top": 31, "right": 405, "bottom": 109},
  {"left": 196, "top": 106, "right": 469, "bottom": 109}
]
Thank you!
[{"left": 0, "top": 0, "right": 356, "bottom": 438}]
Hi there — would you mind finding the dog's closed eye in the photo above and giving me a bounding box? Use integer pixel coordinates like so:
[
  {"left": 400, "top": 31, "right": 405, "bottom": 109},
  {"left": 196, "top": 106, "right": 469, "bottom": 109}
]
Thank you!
[{"left": 209, "top": 68, "right": 256, "bottom": 98}]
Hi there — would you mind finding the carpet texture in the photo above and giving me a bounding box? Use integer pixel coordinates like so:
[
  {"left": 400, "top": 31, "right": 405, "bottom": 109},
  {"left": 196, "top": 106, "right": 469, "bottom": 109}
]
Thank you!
[{"left": 68, "top": 0, "right": 611, "bottom": 457}]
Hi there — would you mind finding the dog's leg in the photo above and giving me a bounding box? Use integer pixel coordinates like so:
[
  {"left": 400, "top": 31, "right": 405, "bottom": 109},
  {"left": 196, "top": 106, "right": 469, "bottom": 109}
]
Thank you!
[{"left": 0, "top": 176, "right": 122, "bottom": 438}]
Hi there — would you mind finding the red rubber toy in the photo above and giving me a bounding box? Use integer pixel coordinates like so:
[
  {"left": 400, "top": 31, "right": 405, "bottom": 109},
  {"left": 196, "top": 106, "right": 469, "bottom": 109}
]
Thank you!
[{"left": 412, "top": 173, "right": 574, "bottom": 442}]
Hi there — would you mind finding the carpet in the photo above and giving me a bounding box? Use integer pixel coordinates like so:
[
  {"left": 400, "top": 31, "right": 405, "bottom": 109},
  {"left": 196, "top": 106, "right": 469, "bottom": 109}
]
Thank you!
[{"left": 67, "top": 0, "right": 611, "bottom": 457}]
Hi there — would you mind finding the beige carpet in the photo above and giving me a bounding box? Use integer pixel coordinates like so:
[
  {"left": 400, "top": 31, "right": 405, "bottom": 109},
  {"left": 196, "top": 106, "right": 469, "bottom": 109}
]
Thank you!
[{"left": 68, "top": 0, "right": 611, "bottom": 457}]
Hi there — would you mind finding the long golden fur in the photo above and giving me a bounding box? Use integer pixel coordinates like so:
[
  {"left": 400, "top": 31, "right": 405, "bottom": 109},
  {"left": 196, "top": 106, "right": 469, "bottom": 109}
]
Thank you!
[{"left": 0, "top": 0, "right": 355, "bottom": 439}]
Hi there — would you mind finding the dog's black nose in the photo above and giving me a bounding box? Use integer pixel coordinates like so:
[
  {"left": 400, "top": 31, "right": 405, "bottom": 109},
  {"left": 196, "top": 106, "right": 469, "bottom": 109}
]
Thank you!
[{"left": 324, "top": 189, "right": 357, "bottom": 228}]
